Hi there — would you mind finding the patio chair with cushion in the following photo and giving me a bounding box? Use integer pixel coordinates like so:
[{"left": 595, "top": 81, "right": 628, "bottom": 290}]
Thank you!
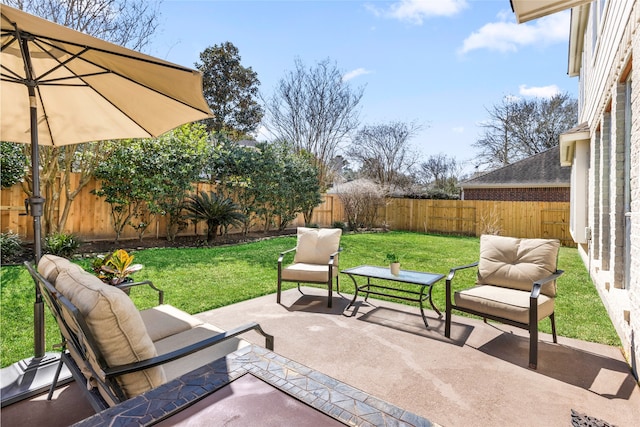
[
  {"left": 25, "top": 255, "right": 274, "bottom": 411},
  {"left": 444, "top": 234, "right": 564, "bottom": 369},
  {"left": 277, "top": 227, "right": 343, "bottom": 308}
]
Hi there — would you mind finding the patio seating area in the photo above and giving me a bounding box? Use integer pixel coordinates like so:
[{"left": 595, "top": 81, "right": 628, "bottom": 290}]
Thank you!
[{"left": 3, "top": 287, "right": 639, "bottom": 426}]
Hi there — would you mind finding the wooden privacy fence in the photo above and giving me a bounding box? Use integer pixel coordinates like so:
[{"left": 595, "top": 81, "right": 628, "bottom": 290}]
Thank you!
[
  {"left": 1, "top": 177, "right": 573, "bottom": 246},
  {"left": 308, "top": 195, "right": 574, "bottom": 247}
]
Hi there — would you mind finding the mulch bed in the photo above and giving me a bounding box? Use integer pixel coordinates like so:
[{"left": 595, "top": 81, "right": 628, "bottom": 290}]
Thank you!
[{"left": 3, "top": 229, "right": 297, "bottom": 266}]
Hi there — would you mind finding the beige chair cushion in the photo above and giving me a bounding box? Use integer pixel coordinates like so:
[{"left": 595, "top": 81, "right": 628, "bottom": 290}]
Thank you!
[
  {"left": 55, "top": 267, "right": 165, "bottom": 398},
  {"left": 477, "top": 235, "right": 559, "bottom": 297},
  {"left": 154, "top": 323, "right": 249, "bottom": 381},
  {"left": 281, "top": 263, "right": 338, "bottom": 283},
  {"left": 140, "top": 304, "right": 205, "bottom": 342},
  {"left": 38, "top": 254, "right": 82, "bottom": 283},
  {"left": 455, "top": 285, "right": 555, "bottom": 324},
  {"left": 293, "top": 227, "right": 342, "bottom": 265}
]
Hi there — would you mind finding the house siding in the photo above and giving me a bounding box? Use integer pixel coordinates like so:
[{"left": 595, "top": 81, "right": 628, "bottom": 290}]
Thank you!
[
  {"left": 578, "top": 0, "right": 639, "bottom": 379},
  {"left": 463, "top": 187, "right": 569, "bottom": 202}
]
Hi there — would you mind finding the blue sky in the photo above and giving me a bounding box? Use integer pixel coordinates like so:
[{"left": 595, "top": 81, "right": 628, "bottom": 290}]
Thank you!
[{"left": 148, "top": 0, "right": 577, "bottom": 174}]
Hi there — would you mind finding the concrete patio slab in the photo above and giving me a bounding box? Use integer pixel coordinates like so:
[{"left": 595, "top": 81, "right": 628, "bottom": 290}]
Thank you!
[
  {"left": 195, "top": 288, "right": 640, "bottom": 427},
  {"left": 2, "top": 287, "right": 638, "bottom": 426}
]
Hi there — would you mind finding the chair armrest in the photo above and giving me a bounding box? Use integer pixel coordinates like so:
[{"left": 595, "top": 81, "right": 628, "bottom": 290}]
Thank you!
[
  {"left": 446, "top": 262, "right": 479, "bottom": 282},
  {"left": 530, "top": 270, "right": 565, "bottom": 299},
  {"left": 278, "top": 247, "right": 297, "bottom": 265},
  {"left": 104, "top": 322, "right": 274, "bottom": 378},
  {"left": 328, "top": 247, "right": 343, "bottom": 266},
  {"left": 116, "top": 280, "right": 164, "bottom": 305},
  {"left": 445, "top": 262, "right": 478, "bottom": 311}
]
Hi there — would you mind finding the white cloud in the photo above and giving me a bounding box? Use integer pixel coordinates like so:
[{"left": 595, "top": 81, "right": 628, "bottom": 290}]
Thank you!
[
  {"left": 452, "top": 126, "right": 464, "bottom": 133},
  {"left": 343, "top": 68, "right": 373, "bottom": 82},
  {"left": 519, "top": 84, "right": 560, "bottom": 98},
  {"left": 459, "top": 10, "right": 569, "bottom": 55},
  {"left": 368, "top": 0, "right": 468, "bottom": 25}
]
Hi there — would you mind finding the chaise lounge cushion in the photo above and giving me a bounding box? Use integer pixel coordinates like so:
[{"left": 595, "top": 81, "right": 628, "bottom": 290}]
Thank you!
[
  {"left": 54, "top": 267, "right": 165, "bottom": 398},
  {"left": 477, "top": 235, "right": 560, "bottom": 297},
  {"left": 293, "top": 227, "right": 342, "bottom": 265}
]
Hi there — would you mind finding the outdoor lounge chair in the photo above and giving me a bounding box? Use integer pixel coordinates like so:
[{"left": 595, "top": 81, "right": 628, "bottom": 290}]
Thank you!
[
  {"left": 25, "top": 255, "right": 274, "bottom": 411},
  {"left": 444, "top": 234, "right": 564, "bottom": 369},
  {"left": 277, "top": 227, "right": 342, "bottom": 308}
]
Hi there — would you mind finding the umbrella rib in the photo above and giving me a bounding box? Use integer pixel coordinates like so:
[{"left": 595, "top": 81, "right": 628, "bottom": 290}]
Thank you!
[{"left": 30, "top": 35, "right": 212, "bottom": 119}]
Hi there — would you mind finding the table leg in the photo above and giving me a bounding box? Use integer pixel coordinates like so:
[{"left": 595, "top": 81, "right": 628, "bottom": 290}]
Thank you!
[
  {"left": 427, "top": 284, "right": 442, "bottom": 318},
  {"left": 419, "top": 285, "right": 443, "bottom": 328},
  {"left": 345, "top": 274, "right": 360, "bottom": 314}
]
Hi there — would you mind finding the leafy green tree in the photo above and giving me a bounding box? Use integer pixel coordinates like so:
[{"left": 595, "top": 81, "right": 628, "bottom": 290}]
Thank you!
[
  {"left": 207, "top": 137, "right": 260, "bottom": 234},
  {"left": 93, "top": 124, "right": 209, "bottom": 241},
  {"left": 274, "top": 148, "right": 322, "bottom": 229},
  {"left": 1, "top": 142, "right": 27, "bottom": 188},
  {"left": 183, "top": 191, "right": 246, "bottom": 243},
  {"left": 247, "top": 142, "right": 322, "bottom": 231},
  {"left": 195, "top": 42, "right": 263, "bottom": 138},
  {"left": 93, "top": 141, "right": 142, "bottom": 241},
  {"left": 143, "top": 124, "right": 209, "bottom": 241}
]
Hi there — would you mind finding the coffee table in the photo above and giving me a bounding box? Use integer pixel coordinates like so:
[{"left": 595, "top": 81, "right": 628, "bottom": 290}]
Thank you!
[{"left": 342, "top": 265, "right": 445, "bottom": 328}]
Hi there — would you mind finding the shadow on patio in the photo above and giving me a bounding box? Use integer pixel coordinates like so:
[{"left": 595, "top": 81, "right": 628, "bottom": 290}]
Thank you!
[{"left": 3, "top": 287, "right": 639, "bottom": 426}]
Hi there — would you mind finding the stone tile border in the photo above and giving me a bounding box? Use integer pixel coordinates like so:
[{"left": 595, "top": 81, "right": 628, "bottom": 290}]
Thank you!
[{"left": 73, "top": 345, "right": 438, "bottom": 427}]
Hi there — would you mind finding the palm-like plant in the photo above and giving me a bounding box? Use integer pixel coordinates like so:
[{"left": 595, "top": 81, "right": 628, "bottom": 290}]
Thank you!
[{"left": 184, "top": 191, "right": 246, "bottom": 243}]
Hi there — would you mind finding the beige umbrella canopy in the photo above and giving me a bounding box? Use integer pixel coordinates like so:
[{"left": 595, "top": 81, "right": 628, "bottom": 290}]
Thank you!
[
  {"left": 0, "top": 5, "right": 211, "bottom": 145},
  {"left": 0, "top": 4, "right": 212, "bottom": 363}
]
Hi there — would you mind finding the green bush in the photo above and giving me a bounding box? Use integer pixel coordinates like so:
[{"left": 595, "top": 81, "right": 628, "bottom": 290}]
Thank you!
[
  {"left": 0, "top": 231, "right": 24, "bottom": 263},
  {"left": 44, "top": 232, "right": 83, "bottom": 258}
]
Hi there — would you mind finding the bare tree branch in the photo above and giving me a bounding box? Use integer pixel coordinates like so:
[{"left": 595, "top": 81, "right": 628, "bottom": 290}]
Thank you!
[{"left": 264, "top": 57, "right": 363, "bottom": 188}]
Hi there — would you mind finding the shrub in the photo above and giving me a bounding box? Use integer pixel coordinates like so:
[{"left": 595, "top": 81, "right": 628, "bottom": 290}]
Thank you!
[
  {"left": 334, "top": 180, "right": 386, "bottom": 231},
  {"left": 184, "top": 191, "right": 246, "bottom": 243},
  {"left": 332, "top": 221, "right": 346, "bottom": 230},
  {"left": 0, "top": 231, "right": 23, "bottom": 263},
  {"left": 44, "top": 232, "right": 83, "bottom": 258}
]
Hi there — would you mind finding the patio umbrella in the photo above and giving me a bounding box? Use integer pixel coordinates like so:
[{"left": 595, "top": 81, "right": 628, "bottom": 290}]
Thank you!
[{"left": 0, "top": 3, "right": 212, "bottom": 393}]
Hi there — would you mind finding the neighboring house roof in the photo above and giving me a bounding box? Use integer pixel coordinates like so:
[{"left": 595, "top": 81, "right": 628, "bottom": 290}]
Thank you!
[{"left": 461, "top": 145, "right": 570, "bottom": 189}]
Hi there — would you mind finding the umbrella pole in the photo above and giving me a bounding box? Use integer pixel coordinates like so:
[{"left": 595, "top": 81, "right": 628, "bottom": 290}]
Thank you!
[
  {"left": 0, "top": 36, "right": 67, "bottom": 409},
  {"left": 28, "top": 87, "right": 46, "bottom": 358}
]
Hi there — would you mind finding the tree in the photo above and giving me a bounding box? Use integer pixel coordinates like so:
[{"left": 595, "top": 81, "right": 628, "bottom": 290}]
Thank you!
[
  {"left": 264, "top": 57, "right": 363, "bottom": 188},
  {"left": 8, "top": 0, "right": 162, "bottom": 235},
  {"left": 195, "top": 42, "right": 263, "bottom": 138},
  {"left": 273, "top": 145, "right": 322, "bottom": 229},
  {"left": 93, "top": 124, "right": 209, "bottom": 241},
  {"left": 346, "top": 121, "right": 421, "bottom": 192},
  {"left": 6, "top": 0, "right": 160, "bottom": 50},
  {"left": 144, "top": 124, "right": 209, "bottom": 241},
  {"left": 1, "top": 142, "right": 27, "bottom": 188},
  {"left": 473, "top": 93, "right": 578, "bottom": 169},
  {"left": 93, "top": 140, "right": 144, "bottom": 241},
  {"left": 418, "top": 153, "right": 461, "bottom": 196},
  {"left": 207, "top": 137, "right": 261, "bottom": 234}
]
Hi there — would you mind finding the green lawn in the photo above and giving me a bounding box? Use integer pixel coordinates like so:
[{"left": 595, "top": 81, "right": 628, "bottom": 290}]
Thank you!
[{"left": 0, "top": 231, "right": 620, "bottom": 368}]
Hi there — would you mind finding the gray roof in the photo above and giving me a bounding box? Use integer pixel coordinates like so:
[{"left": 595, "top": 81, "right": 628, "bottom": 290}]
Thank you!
[{"left": 461, "top": 145, "right": 570, "bottom": 188}]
